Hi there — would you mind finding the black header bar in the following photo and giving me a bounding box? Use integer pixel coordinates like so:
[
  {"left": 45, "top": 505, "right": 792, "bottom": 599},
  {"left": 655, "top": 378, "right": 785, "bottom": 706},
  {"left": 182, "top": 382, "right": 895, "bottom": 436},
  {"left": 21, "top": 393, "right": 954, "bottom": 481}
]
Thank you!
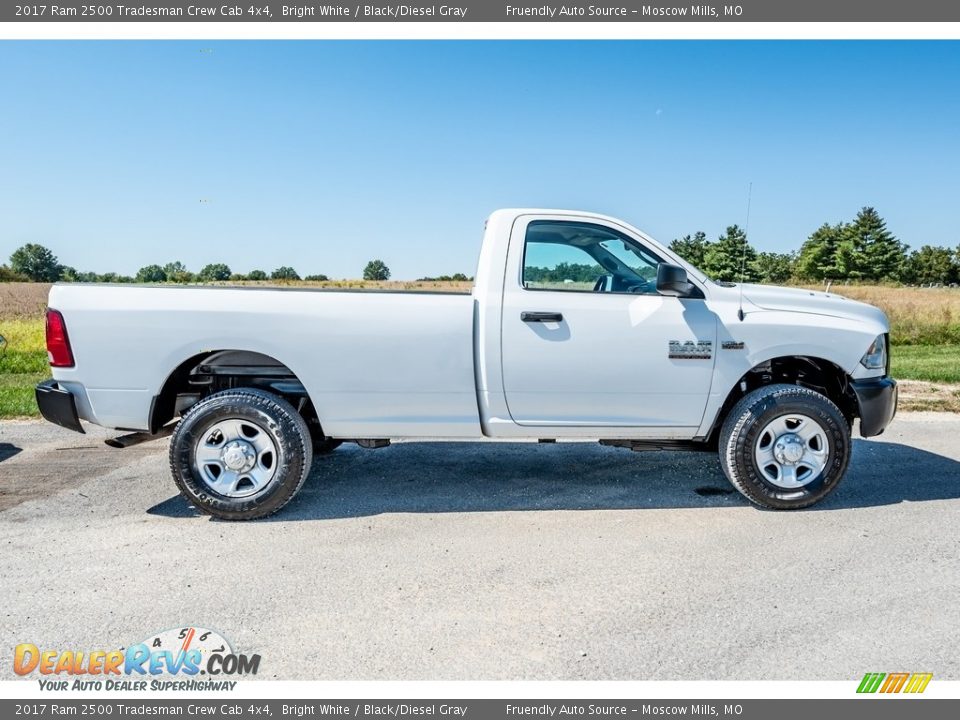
[
  {"left": 5, "top": 1, "right": 960, "bottom": 23},
  {"left": 1, "top": 700, "right": 959, "bottom": 720}
]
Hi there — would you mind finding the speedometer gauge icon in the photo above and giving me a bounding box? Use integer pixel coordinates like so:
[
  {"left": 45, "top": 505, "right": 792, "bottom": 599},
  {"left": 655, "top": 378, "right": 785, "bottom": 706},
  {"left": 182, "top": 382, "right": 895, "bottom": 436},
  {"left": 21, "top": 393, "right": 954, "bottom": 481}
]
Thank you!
[{"left": 136, "top": 626, "right": 233, "bottom": 672}]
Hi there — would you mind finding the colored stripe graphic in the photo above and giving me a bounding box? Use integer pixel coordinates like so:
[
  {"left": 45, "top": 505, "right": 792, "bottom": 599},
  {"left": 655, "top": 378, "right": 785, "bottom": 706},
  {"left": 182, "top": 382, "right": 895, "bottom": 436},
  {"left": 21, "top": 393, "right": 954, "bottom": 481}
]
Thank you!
[
  {"left": 881, "top": 673, "right": 909, "bottom": 693},
  {"left": 857, "top": 673, "right": 885, "bottom": 693},
  {"left": 904, "top": 673, "right": 933, "bottom": 694},
  {"left": 857, "top": 672, "right": 932, "bottom": 694}
]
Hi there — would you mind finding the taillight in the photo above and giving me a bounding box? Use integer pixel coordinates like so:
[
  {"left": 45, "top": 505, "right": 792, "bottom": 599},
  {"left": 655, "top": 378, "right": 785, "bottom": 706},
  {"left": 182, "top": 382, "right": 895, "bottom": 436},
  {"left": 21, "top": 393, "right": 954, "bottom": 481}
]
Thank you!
[{"left": 45, "top": 309, "right": 75, "bottom": 368}]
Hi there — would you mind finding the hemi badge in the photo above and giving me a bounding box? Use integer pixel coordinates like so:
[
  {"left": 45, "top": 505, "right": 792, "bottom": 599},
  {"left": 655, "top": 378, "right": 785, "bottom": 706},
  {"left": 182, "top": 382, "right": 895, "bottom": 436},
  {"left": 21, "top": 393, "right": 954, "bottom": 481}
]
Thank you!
[{"left": 721, "top": 341, "right": 745, "bottom": 350}]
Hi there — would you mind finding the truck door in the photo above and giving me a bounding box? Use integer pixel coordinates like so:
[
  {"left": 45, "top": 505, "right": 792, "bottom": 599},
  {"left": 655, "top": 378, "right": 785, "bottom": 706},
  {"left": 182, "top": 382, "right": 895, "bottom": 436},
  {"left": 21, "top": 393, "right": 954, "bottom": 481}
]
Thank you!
[{"left": 500, "top": 216, "right": 716, "bottom": 428}]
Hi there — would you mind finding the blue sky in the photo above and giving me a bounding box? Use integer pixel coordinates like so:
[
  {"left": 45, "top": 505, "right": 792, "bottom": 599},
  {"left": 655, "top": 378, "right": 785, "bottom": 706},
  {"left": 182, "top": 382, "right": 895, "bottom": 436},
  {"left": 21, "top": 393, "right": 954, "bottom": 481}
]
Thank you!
[{"left": 1, "top": 41, "right": 958, "bottom": 279}]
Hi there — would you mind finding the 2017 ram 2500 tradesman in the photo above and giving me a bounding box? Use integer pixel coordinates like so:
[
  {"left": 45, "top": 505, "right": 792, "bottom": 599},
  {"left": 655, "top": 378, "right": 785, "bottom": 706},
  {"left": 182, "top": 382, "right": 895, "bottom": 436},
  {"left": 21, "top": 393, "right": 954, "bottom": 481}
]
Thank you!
[{"left": 36, "top": 209, "right": 897, "bottom": 519}]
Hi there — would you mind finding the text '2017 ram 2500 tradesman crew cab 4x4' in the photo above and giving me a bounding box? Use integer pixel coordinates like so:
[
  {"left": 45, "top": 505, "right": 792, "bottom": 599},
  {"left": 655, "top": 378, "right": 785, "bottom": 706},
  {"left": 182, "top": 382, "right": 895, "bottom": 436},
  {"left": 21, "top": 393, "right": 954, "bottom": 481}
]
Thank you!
[{"left": 36, "top": 209, "right": 898, "bottom": 519}]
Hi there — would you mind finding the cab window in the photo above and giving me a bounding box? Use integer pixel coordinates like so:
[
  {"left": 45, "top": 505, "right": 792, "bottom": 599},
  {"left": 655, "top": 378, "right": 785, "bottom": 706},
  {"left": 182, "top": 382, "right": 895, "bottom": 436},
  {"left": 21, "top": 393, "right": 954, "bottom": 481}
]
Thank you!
[{"left": 522, "top": 220, "right": 662, "bottom": 294}]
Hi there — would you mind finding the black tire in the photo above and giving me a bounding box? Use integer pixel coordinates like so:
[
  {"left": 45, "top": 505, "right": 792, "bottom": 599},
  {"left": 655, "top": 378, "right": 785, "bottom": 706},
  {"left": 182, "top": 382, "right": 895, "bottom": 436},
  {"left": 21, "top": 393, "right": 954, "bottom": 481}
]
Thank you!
[
  {"left": 169, "top": 388, "right": 313, "bottom": 520},
  {"left": 718, "top": 383, "right": 851, "bottom": 510},
  {"left": 312, "top": 436, "right": 343, "bottom": 455}
]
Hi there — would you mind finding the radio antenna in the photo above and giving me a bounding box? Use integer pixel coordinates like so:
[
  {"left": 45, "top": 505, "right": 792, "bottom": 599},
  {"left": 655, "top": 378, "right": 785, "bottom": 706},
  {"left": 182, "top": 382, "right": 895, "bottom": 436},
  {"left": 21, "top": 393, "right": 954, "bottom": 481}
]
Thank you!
[{"left": 737, "top": 182, "right": 752, "bottom": 322}]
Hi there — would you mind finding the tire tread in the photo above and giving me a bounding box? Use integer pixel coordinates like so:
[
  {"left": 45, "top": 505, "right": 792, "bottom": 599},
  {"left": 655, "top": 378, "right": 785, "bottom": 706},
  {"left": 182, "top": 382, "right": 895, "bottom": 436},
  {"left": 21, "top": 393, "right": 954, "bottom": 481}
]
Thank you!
[
  {"left": 168, "top": 387, "right": 313, "bottom": 520},
  {"left": 719, "top": 383, "right": 850, "bottom": 510}
]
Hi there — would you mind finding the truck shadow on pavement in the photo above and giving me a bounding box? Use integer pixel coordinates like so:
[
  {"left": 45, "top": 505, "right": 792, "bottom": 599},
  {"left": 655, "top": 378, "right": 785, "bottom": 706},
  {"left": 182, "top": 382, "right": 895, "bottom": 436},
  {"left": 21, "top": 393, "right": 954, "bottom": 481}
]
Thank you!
[
  {"left": 146, "top": 438, "right": 960, "bottom": 521},
  {"left": 0, "top": 443, "right": 22, "bottom": 463}
]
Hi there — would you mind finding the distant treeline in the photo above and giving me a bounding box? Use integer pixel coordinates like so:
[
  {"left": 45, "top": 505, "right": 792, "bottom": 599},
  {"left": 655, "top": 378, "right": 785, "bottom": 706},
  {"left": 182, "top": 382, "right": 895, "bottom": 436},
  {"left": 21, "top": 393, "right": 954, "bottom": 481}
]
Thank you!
[
  {"left": 524, "top": 262, "right": 604, "bottom": 284},
  {"left": 671, "top": 207, "right": 960, "bottom": 285},
  {"left": 3, "top": 207, "right": 958, "bottom": 286},
  {"left": 416, "top": 273, "right": 472, "bottom": 282},
  {"left": 0, "top": 254, "right": 396, "bottom": 284}
]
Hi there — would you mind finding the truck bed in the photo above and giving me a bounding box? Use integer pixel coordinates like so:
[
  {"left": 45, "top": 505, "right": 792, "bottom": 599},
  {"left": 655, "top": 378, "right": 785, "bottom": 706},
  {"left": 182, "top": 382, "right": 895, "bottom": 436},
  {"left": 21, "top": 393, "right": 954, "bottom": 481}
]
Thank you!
[{"left": 49, "top": 283, "right": 482, "bottom": 437}]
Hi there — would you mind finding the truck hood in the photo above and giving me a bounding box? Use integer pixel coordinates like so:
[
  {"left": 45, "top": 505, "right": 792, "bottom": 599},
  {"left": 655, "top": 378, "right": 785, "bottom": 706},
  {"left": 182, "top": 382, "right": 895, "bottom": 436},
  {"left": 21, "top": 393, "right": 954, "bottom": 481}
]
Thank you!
[{"left": 741, "top": 284, "right": 889, "bottom": 328}]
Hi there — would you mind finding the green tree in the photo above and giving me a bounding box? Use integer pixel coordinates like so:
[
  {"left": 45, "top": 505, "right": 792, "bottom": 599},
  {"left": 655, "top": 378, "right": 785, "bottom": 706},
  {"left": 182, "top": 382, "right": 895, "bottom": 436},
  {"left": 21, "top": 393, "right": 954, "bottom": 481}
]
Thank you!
[
  {"left": 904, "top": 245, "right": 959, "bottom": 285},
  {"left": 834, "top": 233, "right": 867, "bottom": 280},
  {"left": 57, "top": 268, "right": 89, "bottom": 282},
  {"left": 752, "top": 252, "right": 795, "bottom": 284},
  {"left": 271, "top": 266, "right": 300, "bottom": 281},
  {"left": 701, "top": 225, "right": 758, "bottom": 282},
  {"left": 795, "top": 223, "right": 846, "bottom": 280},
  {"left": 0, "top": 264, "right": 28, "bottom": 282},
  {"left": 197, "top": 263, "right": 232, "bottom": 282},
  {"left": 247, "top": 269, "right": 268, "bottom": 281},
  {"left": 163, "top": 261, "right": 194, "bottom": 283},
  {"left": 304, "top": 274, "right": 330, "bottom": 281},
  {"left": 135, "top": 264, "right": 168, "bottom": 283},
  {"left": 363, "top": 259, "right": 391, "bottom": 281},
  {"left": 669, "top": 231, "right": 711, "bottom": 270},
  {"left": 847, "top": 207, "right": 906, "bottom": 281},
  {"left": 9, "top": 243, "right": 63, "bottom": 282}
]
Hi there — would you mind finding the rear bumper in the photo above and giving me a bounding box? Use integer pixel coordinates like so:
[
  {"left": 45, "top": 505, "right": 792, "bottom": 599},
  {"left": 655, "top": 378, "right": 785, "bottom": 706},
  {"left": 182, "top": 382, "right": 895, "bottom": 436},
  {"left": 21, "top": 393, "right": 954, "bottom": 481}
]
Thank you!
[
  {"left": 35, "top": 379, "right": 85, "bottom": 434},
  {"left": 850, "top": 376, "right": 898, "bottom": 438}
]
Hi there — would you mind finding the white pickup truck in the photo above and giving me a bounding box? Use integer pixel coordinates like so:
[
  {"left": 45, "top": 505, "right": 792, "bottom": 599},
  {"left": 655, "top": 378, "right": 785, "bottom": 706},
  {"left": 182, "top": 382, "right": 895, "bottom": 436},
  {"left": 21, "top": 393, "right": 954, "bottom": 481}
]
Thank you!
[{"left": 36, "top": 209, "right": 897, "bottom": 519}]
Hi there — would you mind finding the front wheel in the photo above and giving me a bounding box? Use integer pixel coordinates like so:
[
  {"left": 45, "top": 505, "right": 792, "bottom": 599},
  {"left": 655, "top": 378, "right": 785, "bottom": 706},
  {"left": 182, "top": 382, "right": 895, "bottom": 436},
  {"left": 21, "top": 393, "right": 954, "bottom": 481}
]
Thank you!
[
  {"left": 169, "top": 388, "right": 313, "bottom": 520},
  {"left": 718, "top": 384, "right": 851, "bottom": 509}
]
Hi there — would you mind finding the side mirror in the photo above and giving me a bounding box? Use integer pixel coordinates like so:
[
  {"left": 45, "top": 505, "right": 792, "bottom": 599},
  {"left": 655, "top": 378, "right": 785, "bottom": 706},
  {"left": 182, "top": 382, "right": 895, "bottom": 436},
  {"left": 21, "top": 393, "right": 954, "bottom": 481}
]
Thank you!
[{"left": 656, "top": 263, "right": 695, "bottom": 297}]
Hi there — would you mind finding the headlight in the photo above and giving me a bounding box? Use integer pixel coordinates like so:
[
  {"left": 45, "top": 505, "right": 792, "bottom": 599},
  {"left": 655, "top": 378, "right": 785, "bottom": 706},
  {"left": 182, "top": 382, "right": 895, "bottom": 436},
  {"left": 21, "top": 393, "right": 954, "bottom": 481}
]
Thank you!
[{"left": 860, "top": 334, "right": 887, "bottom": 370}]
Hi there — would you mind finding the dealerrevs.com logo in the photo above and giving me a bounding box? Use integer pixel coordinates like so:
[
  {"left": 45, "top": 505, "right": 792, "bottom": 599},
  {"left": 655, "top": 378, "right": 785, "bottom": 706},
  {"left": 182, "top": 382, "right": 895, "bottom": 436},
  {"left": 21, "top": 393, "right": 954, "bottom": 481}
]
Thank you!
[{"left": 14, "top": 627, "right": 260, "bottom": 691}]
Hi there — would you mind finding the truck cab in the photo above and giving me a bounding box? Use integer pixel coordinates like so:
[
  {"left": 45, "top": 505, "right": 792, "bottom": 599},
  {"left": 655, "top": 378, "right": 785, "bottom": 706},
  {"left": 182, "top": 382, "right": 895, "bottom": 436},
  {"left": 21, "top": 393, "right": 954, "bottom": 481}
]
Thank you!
[{"left": 476, "top": 210, "right": 894, "bottom": 441}]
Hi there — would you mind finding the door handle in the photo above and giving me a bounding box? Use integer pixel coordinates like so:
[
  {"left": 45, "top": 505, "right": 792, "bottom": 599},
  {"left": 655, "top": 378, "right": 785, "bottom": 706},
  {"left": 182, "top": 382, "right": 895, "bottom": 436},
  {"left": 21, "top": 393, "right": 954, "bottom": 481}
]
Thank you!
[{"left": 521, "top": 311, "right": 563, "bottom": 323}]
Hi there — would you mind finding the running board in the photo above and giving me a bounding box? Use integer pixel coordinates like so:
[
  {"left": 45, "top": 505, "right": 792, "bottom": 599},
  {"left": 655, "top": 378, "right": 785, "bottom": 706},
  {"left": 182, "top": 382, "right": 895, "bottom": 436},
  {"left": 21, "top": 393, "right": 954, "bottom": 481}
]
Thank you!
[
  {"left": 599, "top": 439, "right": 713, "bottom": 452},
  {"left": 355, "top": 439, "right": 391, "bottom": 449},
  {"left": 105, "top": 424, "right": 176, "bottom": 449}
]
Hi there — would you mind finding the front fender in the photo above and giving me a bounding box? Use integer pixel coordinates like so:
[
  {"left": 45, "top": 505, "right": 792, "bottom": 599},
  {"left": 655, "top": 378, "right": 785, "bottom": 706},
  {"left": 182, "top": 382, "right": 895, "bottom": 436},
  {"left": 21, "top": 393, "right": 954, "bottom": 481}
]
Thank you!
[{"left": 695, "top": 310, "right": 885, "bottom": 437}]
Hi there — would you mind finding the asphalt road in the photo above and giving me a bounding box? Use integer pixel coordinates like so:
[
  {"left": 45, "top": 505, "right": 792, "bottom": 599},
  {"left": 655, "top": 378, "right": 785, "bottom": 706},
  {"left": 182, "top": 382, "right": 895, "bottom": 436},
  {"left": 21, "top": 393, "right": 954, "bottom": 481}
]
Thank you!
[{"left": 1, "top": 414, "right": 958, "bottom": 681}]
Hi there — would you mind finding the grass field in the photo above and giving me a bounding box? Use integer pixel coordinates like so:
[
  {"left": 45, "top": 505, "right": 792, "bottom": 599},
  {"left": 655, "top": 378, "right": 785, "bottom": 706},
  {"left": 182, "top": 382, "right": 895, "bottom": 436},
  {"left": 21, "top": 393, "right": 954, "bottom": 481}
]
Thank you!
[
  {"left": 891, "top": 345, "right": 960, "bottom": 383},
  {"left": 1, "top": 282, "right": 957, "bottom": 418},
  {"left": 0, "top": 315, "right": 48, "bottom": 419},
  {"left": 811, "top": 285, "right": 960, "bottom": 346}
]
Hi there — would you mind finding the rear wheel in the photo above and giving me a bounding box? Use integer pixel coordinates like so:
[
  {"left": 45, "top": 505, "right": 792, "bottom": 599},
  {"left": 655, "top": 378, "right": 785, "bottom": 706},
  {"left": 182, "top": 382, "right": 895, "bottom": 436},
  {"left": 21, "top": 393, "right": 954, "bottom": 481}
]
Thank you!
[
  {"left": 169, "top": 388, "right": 313, "bottom": 520},
  {"left": 719, "top": 384, "right": 851, "bottom": 509}
]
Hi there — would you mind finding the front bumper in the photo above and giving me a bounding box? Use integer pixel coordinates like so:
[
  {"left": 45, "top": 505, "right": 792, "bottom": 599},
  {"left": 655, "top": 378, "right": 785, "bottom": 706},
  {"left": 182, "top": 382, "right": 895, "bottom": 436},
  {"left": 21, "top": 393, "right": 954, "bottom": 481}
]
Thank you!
[
  {"left": 35, "top": 379, "right": 85, "bottom": 434},
  {"left": 850, "top": 376, "right": 898, "bottom": 438}
]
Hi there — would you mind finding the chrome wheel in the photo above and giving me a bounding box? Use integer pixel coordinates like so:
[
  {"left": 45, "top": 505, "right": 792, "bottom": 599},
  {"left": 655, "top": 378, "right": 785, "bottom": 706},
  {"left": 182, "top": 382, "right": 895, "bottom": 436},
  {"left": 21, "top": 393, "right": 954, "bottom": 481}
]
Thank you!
[
  {"left": 753, "top": 413, "right": 829, "bottom": 489},
  {"left": 193, "top": 419, "right": 278, "bottom": 498}
]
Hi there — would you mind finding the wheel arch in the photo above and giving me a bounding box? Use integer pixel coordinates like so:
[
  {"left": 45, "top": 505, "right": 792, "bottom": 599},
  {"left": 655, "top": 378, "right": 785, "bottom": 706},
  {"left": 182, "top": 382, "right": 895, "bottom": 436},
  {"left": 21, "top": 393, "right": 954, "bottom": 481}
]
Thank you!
[
  {"left": 149, "top": 349, "right": 325, "bottom": 438},
  {"left": 704, "top": 354, "right": 858, "bottom": 443}
]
